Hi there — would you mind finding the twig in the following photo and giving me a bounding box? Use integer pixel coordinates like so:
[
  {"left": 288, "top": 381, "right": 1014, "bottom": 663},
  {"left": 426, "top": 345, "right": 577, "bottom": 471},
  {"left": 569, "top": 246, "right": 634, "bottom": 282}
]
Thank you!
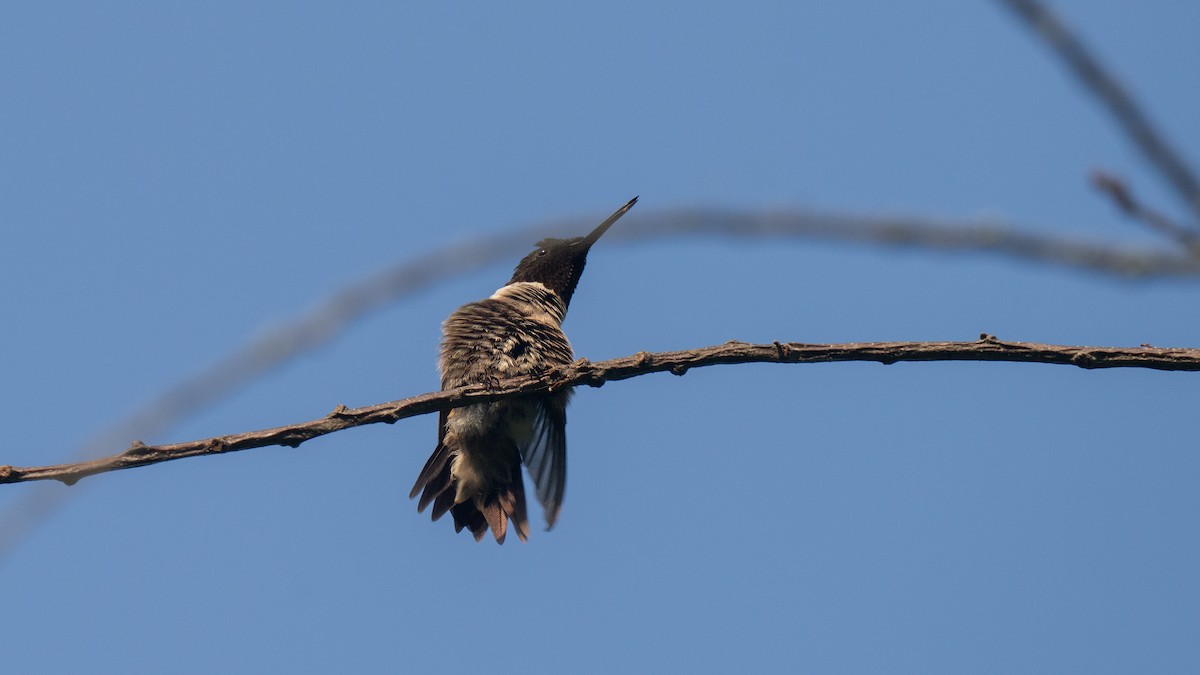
[
  {"left": 1092, "top": 171, "right": 1200, "bottom": 254},
  {"left": 999, "top": 0, "right": 1200, "bottom": 222},
  {"left": 3, "top": 337, "right": 1197, "bottom": 487}
]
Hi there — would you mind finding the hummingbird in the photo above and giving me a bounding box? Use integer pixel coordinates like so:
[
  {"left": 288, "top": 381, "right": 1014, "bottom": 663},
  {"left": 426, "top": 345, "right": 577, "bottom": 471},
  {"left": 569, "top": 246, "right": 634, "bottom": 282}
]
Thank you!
[{"left": 410, "top": 197, "right": 638, "bottom": 543}]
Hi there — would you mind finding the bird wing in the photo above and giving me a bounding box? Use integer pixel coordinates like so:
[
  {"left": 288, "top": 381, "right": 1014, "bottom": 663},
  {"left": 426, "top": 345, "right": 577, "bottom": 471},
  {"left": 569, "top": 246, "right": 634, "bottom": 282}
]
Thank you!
[{"left": 522, "top": 400, "right": 567, "bottom": 529}]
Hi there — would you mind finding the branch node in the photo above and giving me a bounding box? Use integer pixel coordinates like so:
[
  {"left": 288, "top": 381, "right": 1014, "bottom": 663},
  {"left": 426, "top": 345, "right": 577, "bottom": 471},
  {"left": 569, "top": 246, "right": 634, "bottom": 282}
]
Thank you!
[
  {"left": 206, "top": 438, "right": 230, "bottom": 453},
  {"left": 327, "top": 404, "right": 350, "bottom": 419},
  {"left": 634, "top": 351, "right": 653, "bottom": 366},
  {"left": 569, "top": 360, "right": 606, "bottom": 388},
  {"left": 122, "top": 440, "right": 152, "bottom": 457},
  {"left": 1071, "top": 350, "right": 1098, "bottom": 369},
  {"left": 772, "top": 340, "right": 792, "bottom": 359},
  {"left": 980, "top": 333, "right": 999, "bottom": 343},
  {"left": 671, "top": 364, "right": 690, "bottom": 376},
  {"left": 0, "top": 465, "right": 12, "bottom": 480}
]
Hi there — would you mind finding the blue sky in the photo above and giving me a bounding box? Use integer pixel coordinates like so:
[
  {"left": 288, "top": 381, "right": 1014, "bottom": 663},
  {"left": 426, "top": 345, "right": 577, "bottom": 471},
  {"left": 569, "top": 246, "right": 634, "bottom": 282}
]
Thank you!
[{"left": 2, "top": 2, "right": 1198, "bottom": 673}]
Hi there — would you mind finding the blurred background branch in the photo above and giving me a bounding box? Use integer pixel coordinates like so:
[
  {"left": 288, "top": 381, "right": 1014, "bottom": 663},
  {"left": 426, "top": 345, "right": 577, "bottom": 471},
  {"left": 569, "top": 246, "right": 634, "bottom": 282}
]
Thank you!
[
  {"left": 27, "top": 205, "right": 1200, "bottom": 491},
  {"left": 4, "top": 212, "right": 1200, "bottom": 562},
  {"left": 999, "top": 0, "right": 1200, "bottom": 228}
]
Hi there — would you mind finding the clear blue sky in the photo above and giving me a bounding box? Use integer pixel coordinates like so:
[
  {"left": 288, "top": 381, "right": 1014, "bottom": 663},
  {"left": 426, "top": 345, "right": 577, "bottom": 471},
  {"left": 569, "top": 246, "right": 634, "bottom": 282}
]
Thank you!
[{"left": 2, "top": 2, "right": 1198, "bottom": 673}]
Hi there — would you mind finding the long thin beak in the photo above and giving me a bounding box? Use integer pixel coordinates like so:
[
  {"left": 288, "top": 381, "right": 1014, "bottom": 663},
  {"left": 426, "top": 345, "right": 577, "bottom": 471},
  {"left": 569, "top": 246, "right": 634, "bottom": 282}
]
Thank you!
[{"left": 582, "top": 196, "right": 638, "bottom": 248}]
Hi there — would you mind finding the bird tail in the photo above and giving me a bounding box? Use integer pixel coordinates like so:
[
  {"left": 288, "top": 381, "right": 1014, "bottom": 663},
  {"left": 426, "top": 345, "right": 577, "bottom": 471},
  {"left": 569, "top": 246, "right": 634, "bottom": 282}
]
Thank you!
[{"left": 410, "top": 444, "right": 530, "bottom": 544}]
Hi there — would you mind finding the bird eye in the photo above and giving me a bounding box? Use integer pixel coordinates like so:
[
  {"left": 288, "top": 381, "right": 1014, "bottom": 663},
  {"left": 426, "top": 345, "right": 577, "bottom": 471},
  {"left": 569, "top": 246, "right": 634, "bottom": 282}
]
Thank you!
[{"left": 537, "top": 249, "right": 547, "bottom": 257}]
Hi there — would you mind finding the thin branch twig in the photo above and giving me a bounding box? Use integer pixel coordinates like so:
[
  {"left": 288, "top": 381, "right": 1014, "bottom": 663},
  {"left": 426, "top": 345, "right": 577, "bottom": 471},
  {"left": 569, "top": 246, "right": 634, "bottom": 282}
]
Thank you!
[
  {"left": 1092, "top": 171, "right": 1200, "bottom": 254},
  {"left": 999, "top": 0, "right": 1200, "bottom": 223},
  {"left": 3, "top": 337, "right": 1197, "bottom": 487}
]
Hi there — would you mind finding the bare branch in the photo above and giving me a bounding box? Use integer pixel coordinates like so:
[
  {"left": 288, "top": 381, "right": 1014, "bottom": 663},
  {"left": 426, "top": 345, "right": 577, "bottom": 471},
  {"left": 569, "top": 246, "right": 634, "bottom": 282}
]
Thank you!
[
  {"left": 999, "top": 0, "right": 1200, "bottom": 223},
  {"left": 7, "top": 209, "right": 1195, "bottom": 561},
  {"left": 3, "top": 337, "right": 1197, "bottom": 488}
]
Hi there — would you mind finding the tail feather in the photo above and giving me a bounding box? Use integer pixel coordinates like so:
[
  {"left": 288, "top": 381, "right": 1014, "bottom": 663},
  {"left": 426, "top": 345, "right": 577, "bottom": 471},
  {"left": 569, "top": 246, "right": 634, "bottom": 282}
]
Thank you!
[
  {"left": 482, "top": 502, "right": 507, "bottom": 544},
  {"left": 430, "top": 487, "right": 455, "bottom": 521},
  {"left": 451, "top": 503, "right": 488, "bottom": 541},
  {"left": 413, "top": 443, "right": 531, "bottom": 544},
  {"left": 410, "top": 443, "right": 451, "bottom": 505}
]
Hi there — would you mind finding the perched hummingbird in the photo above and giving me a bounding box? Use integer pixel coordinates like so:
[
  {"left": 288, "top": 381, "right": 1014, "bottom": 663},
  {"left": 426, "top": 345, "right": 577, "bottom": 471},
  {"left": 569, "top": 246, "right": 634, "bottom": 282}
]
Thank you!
[{"left": 410, "top": 197, "right": 638, "bottom": 543}]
